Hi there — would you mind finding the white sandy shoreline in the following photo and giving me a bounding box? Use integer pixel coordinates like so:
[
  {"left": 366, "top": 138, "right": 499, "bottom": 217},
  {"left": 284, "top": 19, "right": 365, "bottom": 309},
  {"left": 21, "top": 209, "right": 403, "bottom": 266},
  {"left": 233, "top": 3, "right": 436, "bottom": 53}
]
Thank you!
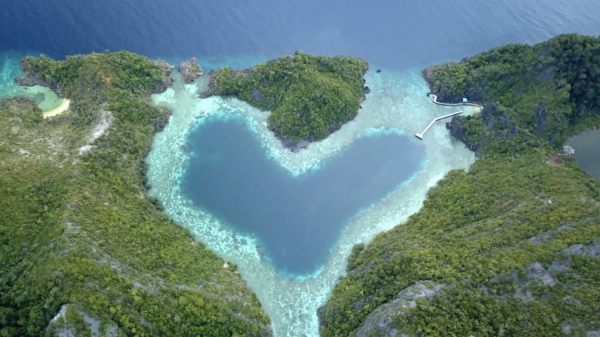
[{"left": 43, "top": 99, "right": 70, "bottom": 118}]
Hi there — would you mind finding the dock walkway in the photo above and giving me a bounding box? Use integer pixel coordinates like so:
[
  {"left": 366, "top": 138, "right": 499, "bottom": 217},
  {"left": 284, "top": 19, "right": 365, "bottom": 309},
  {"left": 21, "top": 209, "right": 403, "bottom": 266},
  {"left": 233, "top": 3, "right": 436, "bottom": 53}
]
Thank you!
[
  {"left": 415, "top": 110, "right": 463, "bottom": 139},
  {"left": 415, "top": 94, "right": 483, "bottom": 140},
  {"left": 429, "top": 94, "right": 482, "bottom": 108}
]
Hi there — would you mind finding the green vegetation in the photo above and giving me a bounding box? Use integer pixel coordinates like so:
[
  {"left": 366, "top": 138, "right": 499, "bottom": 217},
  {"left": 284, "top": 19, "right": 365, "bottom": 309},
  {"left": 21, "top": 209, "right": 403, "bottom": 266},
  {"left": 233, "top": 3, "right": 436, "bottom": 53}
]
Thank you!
[
  {"left": 190, "top": 61, "right": 201, "bottom": 73},
  {"left": 426, "top": 34, "right": 600, "bottom": 148},
  {"left": 1, "top": 52, "right": 271, "bottom": 336},
  {"left": 320, "top": 34, "right": 600, "bottom": 336},
  {"left": 210, "top": 51, "right": 369, "bottom": 141}
]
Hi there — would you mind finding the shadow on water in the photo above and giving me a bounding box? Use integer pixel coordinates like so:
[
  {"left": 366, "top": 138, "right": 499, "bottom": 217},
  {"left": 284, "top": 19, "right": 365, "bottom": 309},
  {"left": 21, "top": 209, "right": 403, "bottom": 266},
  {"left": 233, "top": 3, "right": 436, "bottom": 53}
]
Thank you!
[
  {"left": 568, "top": 129, "right": 600, "bottom": 181},
  {"left": 181, "top": 116, "right": 425, "bottom": 276}
]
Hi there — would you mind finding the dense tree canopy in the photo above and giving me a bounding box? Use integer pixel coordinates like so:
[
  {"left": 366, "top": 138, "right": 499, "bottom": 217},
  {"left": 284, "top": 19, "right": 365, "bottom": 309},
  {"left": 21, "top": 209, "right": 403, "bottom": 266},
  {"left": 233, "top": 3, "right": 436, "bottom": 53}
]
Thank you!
[{"left": 210, "top": 52, "right": 369, "bottom": 141}]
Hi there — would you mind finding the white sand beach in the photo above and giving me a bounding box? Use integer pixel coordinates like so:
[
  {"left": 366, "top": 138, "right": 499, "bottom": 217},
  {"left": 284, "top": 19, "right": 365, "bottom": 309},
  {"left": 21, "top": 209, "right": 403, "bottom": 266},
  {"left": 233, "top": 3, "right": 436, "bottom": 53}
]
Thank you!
[{"left": 43, "top": 99, "right": 70, "bottom": 118}]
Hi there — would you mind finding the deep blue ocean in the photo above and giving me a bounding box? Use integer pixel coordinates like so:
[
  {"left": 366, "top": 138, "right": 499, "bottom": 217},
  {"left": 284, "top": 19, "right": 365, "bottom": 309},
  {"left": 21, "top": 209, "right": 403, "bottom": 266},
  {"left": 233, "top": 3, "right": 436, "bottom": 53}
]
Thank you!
[{"left": 2, "top": 0, "right": 599, "bottom": 70}]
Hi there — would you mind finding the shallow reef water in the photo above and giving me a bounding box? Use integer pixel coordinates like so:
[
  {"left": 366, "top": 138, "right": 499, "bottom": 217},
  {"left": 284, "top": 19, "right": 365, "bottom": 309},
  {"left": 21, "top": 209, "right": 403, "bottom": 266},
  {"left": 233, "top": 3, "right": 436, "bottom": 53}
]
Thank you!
[
  {"left": 146, "top": 59, "right": 475, "bottom": 336},
  {"left": 0, "top": 51, "right": 67, "bottom": 112}
]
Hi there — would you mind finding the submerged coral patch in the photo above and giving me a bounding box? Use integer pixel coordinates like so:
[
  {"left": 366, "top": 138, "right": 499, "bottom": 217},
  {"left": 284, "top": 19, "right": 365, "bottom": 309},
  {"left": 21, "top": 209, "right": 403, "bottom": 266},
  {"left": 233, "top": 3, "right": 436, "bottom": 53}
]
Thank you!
[{"left": 146, "top": 64, "right": 474, "bottom": 336}]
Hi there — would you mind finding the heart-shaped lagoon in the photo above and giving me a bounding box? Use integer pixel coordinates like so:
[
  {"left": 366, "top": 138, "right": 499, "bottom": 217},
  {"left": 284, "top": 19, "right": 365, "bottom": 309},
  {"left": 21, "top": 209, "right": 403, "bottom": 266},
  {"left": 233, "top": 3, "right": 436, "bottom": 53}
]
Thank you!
[{"left": 182, "top": 116, "right": 425, "bottom": 275}]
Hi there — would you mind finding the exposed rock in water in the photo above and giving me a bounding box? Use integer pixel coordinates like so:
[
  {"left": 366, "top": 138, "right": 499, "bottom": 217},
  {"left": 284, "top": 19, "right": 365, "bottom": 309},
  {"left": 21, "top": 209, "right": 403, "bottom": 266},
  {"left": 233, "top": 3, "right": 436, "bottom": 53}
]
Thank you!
[
  {"left": 281, "top": 138, "right": 310, "bottom": 152},
  {"left": 177, "top": 58, "right": 204, "bottom": 84},
  {"left": 363, "top": 86, "right": 371, "bottom": 94}
]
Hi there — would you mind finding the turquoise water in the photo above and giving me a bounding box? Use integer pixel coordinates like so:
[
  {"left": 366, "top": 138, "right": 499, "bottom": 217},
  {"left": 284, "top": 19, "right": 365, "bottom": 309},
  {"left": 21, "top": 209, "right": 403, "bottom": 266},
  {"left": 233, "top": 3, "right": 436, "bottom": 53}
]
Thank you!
[{"left": 0, "top": 51, "right": 65, "bottom": 112}]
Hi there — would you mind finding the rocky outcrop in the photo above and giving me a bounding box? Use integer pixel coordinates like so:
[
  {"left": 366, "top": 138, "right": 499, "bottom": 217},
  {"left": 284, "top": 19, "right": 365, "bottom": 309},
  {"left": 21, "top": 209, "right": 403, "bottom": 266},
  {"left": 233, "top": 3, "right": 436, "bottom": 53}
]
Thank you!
[
  {"left": 420, "top": 65, "right": 437, "bottom": 93},
  {"left": 280, "top": 138, "right": 309, "bottom": 152},
  {"left": 47, "top": 304, "right": 120, "bottom": 337},
  {"left": 355, "top": 282, "right": 444, "bottom": 337},
  {"left": 535, "top": 102, "right": 548, "bottom": 133},
  {"left": 251, "top": 88, "right": 263, "bottom": 101},
  {"left": 177, "top": 58, "right": 204, "bottom": 83},
  {"left": 152, "top": 60, "right": 175, "bottom": 94}
]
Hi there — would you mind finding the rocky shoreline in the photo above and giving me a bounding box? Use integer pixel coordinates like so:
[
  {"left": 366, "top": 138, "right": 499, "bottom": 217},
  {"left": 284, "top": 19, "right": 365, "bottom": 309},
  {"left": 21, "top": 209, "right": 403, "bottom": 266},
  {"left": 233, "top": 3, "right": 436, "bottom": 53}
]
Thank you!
[
  {"left": 152, "top": 60, "right": 175, "bottom": 94},
  {"left": 198, "top": 69, "right": 220, "bottom": 98},
  {"left": 177, "top": 58, "right": 203, "bottom": 84}
]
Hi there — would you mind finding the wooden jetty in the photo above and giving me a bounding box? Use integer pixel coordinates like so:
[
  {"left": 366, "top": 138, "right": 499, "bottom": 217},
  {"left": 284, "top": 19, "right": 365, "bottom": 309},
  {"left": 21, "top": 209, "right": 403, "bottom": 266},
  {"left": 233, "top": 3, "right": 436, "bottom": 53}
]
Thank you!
[
  {"left": 415, "top": 94, "right": 484, "bottom": 140},
  {"left": 415, "top": 110, "right": 463, "bottom": 140}
]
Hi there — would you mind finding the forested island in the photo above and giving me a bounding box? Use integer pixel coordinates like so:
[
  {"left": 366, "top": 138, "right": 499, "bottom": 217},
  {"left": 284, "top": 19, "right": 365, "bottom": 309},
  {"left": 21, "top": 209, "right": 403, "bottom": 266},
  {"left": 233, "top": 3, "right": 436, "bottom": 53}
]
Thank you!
[
  {"left": 1, "top": 34, "right": 599, "bottom": 337},
  {"left": 200, "top": 52, "right": 370, "bottom": 151},
  {"left": 319, "top": 34, "right": 600, "bottom": 336}
]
